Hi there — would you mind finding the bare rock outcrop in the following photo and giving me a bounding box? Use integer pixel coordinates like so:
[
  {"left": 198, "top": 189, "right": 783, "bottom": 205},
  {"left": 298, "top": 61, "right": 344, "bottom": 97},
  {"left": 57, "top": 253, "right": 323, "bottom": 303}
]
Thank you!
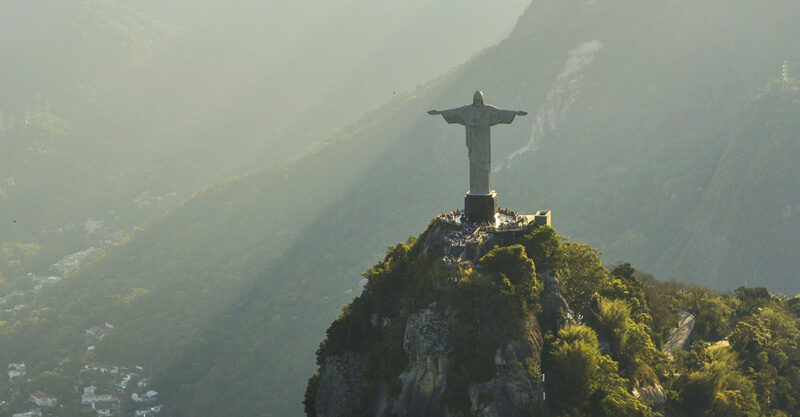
[
  {"left": 312, "top": 218, "right": 548, "bottom": 417},
  {"left": 314, "top": 353, "right": 367, "bottom": 417},
  {"left": 539, "top": 269, "right": 573, "bottom": 330},
  {"left": 373, "top": 304, "right": 543, "bottom": 417},
  {"left": 664, "top": 311, "right": 696, "bottom": 354},
  {"left": 632, "top": 382, "right": 667, "bottom": 406},
  {"left": 469, "top": 336, "right": 543, "bottom": 417},
  {"left": 378, "top": 304, "right": 451, "bottom": 417}
]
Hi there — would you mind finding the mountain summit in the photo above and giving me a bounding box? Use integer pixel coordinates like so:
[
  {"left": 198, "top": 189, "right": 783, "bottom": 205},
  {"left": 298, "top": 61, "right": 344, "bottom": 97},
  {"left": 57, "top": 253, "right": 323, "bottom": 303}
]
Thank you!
[
  {"left": 305, "top": 210, "right": 800, "bottom": 417},
  {"left": 306, "top": 213, "right": 574, "bottom": 417}
]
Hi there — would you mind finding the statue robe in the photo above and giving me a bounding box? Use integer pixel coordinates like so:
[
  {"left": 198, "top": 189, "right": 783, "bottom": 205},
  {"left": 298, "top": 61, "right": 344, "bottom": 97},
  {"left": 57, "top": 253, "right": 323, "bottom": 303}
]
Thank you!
[{"left": 439, "top": 105, "right": 517, "bottom": 194}]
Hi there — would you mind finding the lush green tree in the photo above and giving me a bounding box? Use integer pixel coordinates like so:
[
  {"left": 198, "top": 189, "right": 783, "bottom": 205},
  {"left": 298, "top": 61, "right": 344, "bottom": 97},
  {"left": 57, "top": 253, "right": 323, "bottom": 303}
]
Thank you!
[
  {"left": 609, "top": 263, "right": 650, "bottom": 322},
  {"left": 479, "top": 244, "right": 539, "bottom": 305},
  {"left": 692, "top": 296, "right": 733, "bottom": 341},
  {"left": 520, "top": 225, "right": 564, "bottom": 270},
  {"left": 558, "top": 243, "right": 613, "bottom": 322},
  {"left": 546, "top": 324, "right": 652, "bottom": 416},
  {"left": 729, "top": 318, "right": 772, "bottom": 367},
  {"left": 679, "top": 347, "right": 760, "bottom": 416},
  {"left": 711, "top": 389, "right": 756, "bottom": 417},
  {"left": 547, "top": 324, "right": 604, "bottom": 406},
  {"left": 595, "top": 298, "right": 664, "bottom": 384},
  {"left": 593, "top": 354, "right": 654, "bottom": 417},
  {"left": 787, "top": 295, "right": 800, "bottom": 317},
  {"left": 735, "top": 287, "right": 772, "bottom": 317},
  {"left": 682, "top": 340, "right": 712, "bottom": 372}
]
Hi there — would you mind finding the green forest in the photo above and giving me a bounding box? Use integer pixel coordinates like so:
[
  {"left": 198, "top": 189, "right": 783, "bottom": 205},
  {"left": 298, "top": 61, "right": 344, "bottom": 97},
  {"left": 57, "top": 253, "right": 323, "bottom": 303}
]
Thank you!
[{"left": 308, "top": 223, "right": 800, "bottom": 417}]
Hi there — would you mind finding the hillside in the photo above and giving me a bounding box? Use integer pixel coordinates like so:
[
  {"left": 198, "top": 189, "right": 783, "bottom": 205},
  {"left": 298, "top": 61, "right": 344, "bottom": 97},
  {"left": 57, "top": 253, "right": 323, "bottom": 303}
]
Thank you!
[
  {"left": 675, "top": 80, "right": 800, "bottom": 288},
  {"left": 1, "top": 1, "right": 799, "bottom": 417},
  {"left": 305, "top": 218, "right": 800, "bottom": 417},
  {"left": 0, "top": 0, "right": 526, "bottom": 278}
]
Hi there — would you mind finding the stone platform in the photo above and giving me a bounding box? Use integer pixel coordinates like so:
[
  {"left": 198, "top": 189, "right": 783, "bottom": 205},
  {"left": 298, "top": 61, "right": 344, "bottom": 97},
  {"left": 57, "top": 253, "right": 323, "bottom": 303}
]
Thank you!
[
  {"left": 464, "top": 191, "right": 497, "bottom": 223},
  {"left": 428, "top": 208, "right": 553, "bottom": 264}
]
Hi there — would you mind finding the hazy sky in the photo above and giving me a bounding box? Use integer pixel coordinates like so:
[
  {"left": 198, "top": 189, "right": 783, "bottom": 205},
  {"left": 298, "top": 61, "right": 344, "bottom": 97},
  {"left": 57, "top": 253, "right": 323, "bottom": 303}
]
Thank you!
[{"left": 0, "top": 0, "right": 531, "bottom": 239}]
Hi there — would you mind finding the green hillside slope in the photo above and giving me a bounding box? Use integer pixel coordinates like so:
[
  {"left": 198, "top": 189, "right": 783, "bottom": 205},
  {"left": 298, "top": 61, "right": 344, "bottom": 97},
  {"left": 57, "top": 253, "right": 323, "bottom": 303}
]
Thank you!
[
  {"left": 304, "top": 222, "right": 800, "bottom": 417},
  {"left": 674, "top": 80, "right": 800, "bottom": 289}
]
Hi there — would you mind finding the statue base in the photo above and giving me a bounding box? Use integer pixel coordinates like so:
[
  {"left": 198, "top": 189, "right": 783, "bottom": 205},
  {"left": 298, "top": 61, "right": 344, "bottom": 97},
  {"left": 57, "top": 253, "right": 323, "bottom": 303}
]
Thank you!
[{"left": 464, "top": 191, "right": 497, "bottom": 223}]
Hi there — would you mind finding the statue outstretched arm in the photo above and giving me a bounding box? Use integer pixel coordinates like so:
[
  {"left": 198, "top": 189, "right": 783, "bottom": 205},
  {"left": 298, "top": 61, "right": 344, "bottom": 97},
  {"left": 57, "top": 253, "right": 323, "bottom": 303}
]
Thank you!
[
  {"left": 430, "top": 107, "right": 466, "bottom": 124},
  {"left": 490, "top": 108, "right": 527, "bottom": 125}
]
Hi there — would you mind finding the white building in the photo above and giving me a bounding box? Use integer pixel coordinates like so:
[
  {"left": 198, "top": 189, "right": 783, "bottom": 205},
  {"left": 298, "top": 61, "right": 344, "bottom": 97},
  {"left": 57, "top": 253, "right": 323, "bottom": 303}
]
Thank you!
[
  {"left": 93, "top": 399, "right": 120, "bottom": 417},
  {"left": 12, "top": 410, "right": 41, "bottom": 417},
  {"left": 8, "top": 363, "right": 26, "bottom": 381},
  {"left": 85, "top": 362, "right": 111, "bottom": 373},
  {"left": 81, "top": 393, "right": 113, "bottom": 405},
  {"left": 131, "top": 390, "right": 158, "bottom": 403},
  {"left": 134, "top": 405, "right": 161, "bottom": 417},
  {"left": 30, "top": 391, "right": 57, "bottom": 408}
]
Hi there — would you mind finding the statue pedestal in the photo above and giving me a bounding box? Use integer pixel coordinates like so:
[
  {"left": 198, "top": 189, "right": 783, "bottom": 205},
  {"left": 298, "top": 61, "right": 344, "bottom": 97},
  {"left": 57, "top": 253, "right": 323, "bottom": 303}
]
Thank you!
[{"left": 464, "top": 191, "right": 497, "bottom": 223}]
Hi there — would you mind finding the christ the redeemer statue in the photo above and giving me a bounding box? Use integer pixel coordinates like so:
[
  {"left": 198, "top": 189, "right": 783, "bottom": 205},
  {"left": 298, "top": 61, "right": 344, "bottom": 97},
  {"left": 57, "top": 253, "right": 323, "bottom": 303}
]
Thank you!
[{"left": 429, "top": 90, "right": 527, "bottom": 222}]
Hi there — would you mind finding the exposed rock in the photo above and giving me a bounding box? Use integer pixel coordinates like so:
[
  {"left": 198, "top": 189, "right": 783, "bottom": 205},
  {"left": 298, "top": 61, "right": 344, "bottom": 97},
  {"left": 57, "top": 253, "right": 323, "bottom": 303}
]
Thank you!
[
  {"left": 312, "top": 218, "right": 553, "bottom": 417},
  {"left": 597, "top": 333, "right": 613, "bottom": 355},
  {"left": 632, "top": 382, "right": 667, "bottom": 406},
  {"left": 539, "top": 269, "right": 573, "bottom": 330},
  {"left": 370, "top": 313, "right": 391, "bottom": 328},
  {"left": 470, "top": 338, "right": 543, "bottom": 417},
  {"left": 420, "top": 223, "right": 450, "bottom": 254},
  {"left": 403, "top": 304, "right": 450, "bottom": 356},
  {"left": 314, "top": 353, "right": 367, "bottom": 417},
  {"left": 664, "top": 311, "right": 695, "bottom": 353},
  {"left": 713, "top": 339, "right": 730, "bottom": 348},
  {"left": 466, "top": 317, "right": 543, "bottom": 417},
  {"left": 469, "top": 367, "right": 541, "bottom": 417},
  {"left": 384, "top": 305, "right": 451, "bottom": 417},
  {"left": 376, "top": 306, "right": 545, "bottom": 417}
]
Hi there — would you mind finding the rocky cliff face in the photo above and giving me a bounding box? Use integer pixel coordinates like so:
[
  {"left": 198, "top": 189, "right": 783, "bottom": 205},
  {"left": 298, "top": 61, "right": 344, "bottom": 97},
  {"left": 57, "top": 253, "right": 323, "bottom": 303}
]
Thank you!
[
  {"left": 308, "top": 212, "right": 552, "bottom": 417},
  {"left": 314, "top": 302, "right": 544, "bottom": 417},
  {"left": 467, "top": 322, "right": 543, "bottom": 417},
  {"left": 307, "top": 213, "right": 768, "bottom": 416},
  {"left": 314, "top": 354, "right": 367, "bottom": 417}
]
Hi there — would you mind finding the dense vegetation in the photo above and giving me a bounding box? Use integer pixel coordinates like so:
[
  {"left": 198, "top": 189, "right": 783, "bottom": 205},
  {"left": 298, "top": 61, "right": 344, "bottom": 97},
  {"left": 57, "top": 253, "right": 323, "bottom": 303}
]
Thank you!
[{"left": 308, "top": 223, "right": 800, "bottom": 417}]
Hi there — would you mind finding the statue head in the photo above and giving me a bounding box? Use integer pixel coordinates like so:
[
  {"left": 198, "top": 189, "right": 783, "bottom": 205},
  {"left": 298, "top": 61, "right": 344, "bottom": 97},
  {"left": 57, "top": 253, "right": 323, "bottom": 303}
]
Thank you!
[{"left": 472, "top": 90, "right": 484, "bottom": 106}]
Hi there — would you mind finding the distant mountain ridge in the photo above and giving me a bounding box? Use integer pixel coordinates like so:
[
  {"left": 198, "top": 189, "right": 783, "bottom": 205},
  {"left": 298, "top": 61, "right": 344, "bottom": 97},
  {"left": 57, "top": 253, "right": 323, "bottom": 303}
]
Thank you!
[
  {"left": 676, "top": 80, "right": 800, "bottom": 291},
  {"left": 0, "top": 0, "right": 527, "bottom": 269}
]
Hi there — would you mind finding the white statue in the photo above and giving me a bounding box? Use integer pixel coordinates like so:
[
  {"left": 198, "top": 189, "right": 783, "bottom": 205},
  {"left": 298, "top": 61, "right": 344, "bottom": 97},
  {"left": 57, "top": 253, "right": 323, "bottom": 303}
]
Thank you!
[{"left": 429, "top": 91, "right": 527, "bottom": 194}]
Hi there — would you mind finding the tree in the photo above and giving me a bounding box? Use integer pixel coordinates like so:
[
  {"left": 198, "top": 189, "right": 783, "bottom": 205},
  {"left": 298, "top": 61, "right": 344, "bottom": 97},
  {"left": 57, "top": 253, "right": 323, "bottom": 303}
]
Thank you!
[
  {"left": 558, "top": 243, "right": 612, "bottom": 322},
  {"left": 595, "top": 298, "right": 663, "bottom": 383},
  {"left": 547, "top": 324, "right": 603, "bottom": 406},
  {"left": 479, "top": 244, "right": 536, "bottom": 288},
  {"left": 682, "top": 341, "right": 712, "bottom": 372},
  {"left": 520, "top": 225, "right": 563, "bottom": 270},
  {"left": 729, "top": 318, "right": 772, "bottom": 367},
  {"left": 693, "top": 297, "right": 733, "bottom": 341},
  {"left": 735, "top": 287, "right": 772, "bottom": 316},
  {"left": 679, "top": 348, "right": 759, "bottom": 416},
  {"left": 787, "top": 295, "right": 800, "bottom": 317},
  {"left": 478, "top": 244, "right": 538, "bottom": 307}
]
